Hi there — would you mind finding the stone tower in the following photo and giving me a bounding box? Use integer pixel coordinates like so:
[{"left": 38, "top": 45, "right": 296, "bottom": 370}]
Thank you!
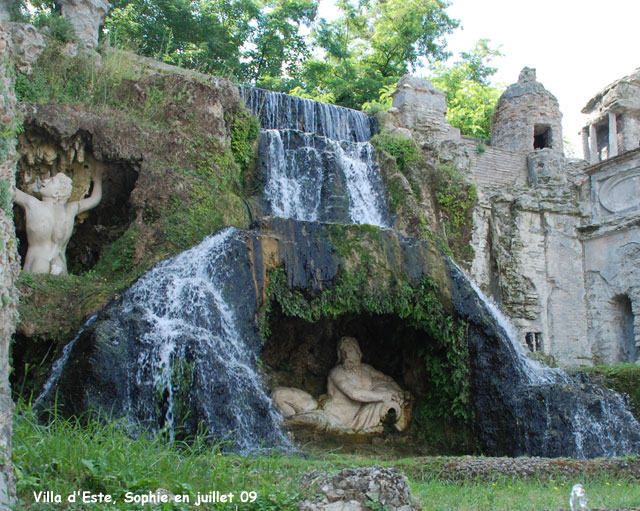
[{"left": 491, "top": 67, "right": 563, "bottom": 155}]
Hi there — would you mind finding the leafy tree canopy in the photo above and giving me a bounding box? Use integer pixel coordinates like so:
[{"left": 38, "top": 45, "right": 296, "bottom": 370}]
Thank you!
[
  {"left": 430, "top": 39, "right": 504, "bottom": 138},
  {"left": 15, "top": 0, "right": 509, "bottom": 122},
  {"left": 105, "top": 0, "right": 317, "bottom": 82},
  {"left": 291, "top": 0, "right": 459, "bottom": 109}
]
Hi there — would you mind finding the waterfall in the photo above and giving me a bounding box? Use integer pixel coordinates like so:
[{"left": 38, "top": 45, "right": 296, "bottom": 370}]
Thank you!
[
  {"left": 111, "top": 228, "right": 288, "bottom": 449},
  {"left": 449, "top": 261, "right": 640, "bottom": 458},
  {"left": 33, "top": 313, "right": 98, "bottom": 409},
  {"left": 41, "top": 85, "right": 640, "bottom": 458},
  {"left": 43, "top": 229, "right": 289, "bottom": 451},
  {"left": 457, "top": 262, "right": 567, "bottom": 386},
  {"left": 243, "top": 87, "right": 390, "bottom": 227}
]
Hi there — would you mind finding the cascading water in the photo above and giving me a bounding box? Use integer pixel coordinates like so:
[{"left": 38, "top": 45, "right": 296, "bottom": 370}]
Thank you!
[
  {"left": 242, "top": 87, "right": 390, "bottom": 227},
  {"left": 33, "top": 313, "right": 98, "bottom": 410},
  {"left": 116, "top": 228, "right": 286, "bottom": 448},
  {"left": 42, "top": 229, "right": 289, "bottom": 451},
  {"left": 448, "top": 262, "right": 640, "bottom": 458}
]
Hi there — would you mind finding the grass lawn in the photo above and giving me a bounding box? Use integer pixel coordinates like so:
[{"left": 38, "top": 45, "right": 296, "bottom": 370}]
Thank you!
[{"left": 13, "top": 406, "right": 640, "bottom": 510}]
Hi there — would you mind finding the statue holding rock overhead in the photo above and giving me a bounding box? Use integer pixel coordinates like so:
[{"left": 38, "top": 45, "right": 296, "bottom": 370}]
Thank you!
[
  {"left": 13, "top": 169, "right": 102, "bottom": 275},
  {"left": 272, "top": 336, "right": 413, "bottom": 434}
]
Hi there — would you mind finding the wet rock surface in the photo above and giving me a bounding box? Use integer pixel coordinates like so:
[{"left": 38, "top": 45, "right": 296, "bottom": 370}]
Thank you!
[
  {"left": 299, "top": 466, "right": 421, "bottom": 511},
  {"left": 447, "top": 261, "right": 640, "bottom": 458}
]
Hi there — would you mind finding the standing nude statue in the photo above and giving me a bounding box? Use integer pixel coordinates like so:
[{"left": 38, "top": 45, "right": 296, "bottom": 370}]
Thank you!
[
  {"left": 272, "top": 336, "right": 412, "bottom": 433},
  {"left": 13, "top": 170, "right": 102, "bottom": 275}
]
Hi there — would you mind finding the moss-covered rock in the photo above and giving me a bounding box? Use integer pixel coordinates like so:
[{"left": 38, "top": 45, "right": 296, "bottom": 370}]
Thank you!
[{"left": 13, "top": 67, "right": 259, "bottom": 396}]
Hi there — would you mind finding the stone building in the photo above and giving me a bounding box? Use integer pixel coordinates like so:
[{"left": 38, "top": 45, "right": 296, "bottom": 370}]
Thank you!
[
  {"left": 581, "top": 69, "right": 640, "bottom": 163},
  {"left": 491, "top": 67, "right": 563, "bottom": 155},
  {"left": 465, "top": 68, "right": 640, "bottom": 366}
]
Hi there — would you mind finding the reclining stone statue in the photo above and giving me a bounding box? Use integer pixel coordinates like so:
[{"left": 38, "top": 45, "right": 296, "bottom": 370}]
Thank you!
[
  {"left": 272, "top": 336, "right": 412, "bottom": 433},
  {"left": 13, "top": 169, "right": 102, "bottom": 275}
]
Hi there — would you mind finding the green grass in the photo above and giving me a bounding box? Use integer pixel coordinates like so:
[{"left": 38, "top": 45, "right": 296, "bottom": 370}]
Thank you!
[
  {"left": 13, "top": 405, "right": 640, "bottom": 511},
  {"left": 411, "top": 478, "right": 640, "bottom": 511}
]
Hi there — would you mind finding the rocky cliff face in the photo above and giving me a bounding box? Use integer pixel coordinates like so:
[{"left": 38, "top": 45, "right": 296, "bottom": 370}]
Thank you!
[
  {"left": 0, "top": 22, "right": 18, "bottom": 509},
  {"left": 468, "top": 158, "right": 592, "bottom": 365}
]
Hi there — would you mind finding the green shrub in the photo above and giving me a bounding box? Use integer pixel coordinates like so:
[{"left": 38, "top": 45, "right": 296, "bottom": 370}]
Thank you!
[
  {"left": 578, "top": 364, "right": 640, "bottom": 417},
  {"left": 35, "top": 13, "right": 77, "bottom": 43},
  {"left": 15, "top": 41, "right": 140, "bottom": 107},
  {"left": 432, "top": 164, "right": 477, "bottom": 262},
  {"left": 371, "top": 131, "right": 419, "bottom": 173}
]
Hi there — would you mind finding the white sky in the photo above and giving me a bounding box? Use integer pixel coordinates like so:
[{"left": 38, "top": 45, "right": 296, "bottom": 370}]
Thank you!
[{"left": 318, "top": 0, "right": 640, "bottom": 153}]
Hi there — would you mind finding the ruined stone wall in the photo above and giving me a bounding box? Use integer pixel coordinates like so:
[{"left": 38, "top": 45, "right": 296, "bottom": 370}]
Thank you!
[
  {"left": 0, "top": 21, "right": 18, "bottom": 511},
  {"left": 469, "top": 186, "right": 591, "bottom": 365},
  {"left": 465, "top": 142, "right": 527, "bottom": 188},
  {"left": 583, "top": 226, "right": 640, "bottom": 363},
  {"left": 582, "top": 70, "right": 640, "bottom": 160}
]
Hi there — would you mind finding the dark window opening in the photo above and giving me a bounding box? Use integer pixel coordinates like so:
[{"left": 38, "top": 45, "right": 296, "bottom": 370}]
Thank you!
[
  {"left": 612, "top": 295, "right": 636, "bottom": 362},
  {"left": 533, "top": 125, "right": 552, "bottom": 149},
  {"left": 525, "top": 332, "right": 542, "bottom": 353},
  {"left": 596, "top": 123, "right": 610, "bottom": 160}
]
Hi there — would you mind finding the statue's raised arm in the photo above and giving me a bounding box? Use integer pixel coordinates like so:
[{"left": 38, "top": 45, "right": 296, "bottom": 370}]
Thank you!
[{"left": 75, "top": 166, "right": 103, "bottom": 214}]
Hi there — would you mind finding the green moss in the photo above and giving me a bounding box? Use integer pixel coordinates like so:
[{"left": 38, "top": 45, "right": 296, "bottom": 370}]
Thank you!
[
  {"left": 0, "top": 178, "right": 11, "bottom": 212},
  {"left": 227, "top": 109, "right": 260, "bottom": 179},
  {"left": 433, "top": 164, "right": 477, "bottom": 263},
  {"left": 92, "top": 226, "right": 139, "bottom": 276},
  {"left": 162, "top": 139, "right": 250, "bottom": 251},
  {"left": 578, "top": 364, "right": 640, "bottom": 418}
]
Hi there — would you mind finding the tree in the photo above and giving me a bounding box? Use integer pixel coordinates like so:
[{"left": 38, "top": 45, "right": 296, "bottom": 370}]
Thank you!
[
  {"left": 105, "top": 0, "right": 317, "bottom": 83},
  {"left": 294, "top": 0, "right": 459, "bottom": 110},
  {"left": 430, "top": 39, "right": 503, "bottom": 139},
  {"left": 246, "top": 0, "right": 317, "bottom": 86}
]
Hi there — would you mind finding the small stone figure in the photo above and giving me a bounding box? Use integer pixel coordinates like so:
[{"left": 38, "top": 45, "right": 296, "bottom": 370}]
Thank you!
[
  {"left": 13, "top": 170, "right": 102, "bottom": 275},
  {"left": 570, "top": 484, "right": 589, "bottom": 511},
  {"left": 272, "top": 336, "right": 412, "bottom": 433}
]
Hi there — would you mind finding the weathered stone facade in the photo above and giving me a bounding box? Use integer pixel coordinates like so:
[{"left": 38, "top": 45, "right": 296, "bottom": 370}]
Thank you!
[
  {"left": 491, "top": 67, "right": 563, "bottom": 155},
  {"left": 580, "top": 149, "right": 640, "bottom": 363},
  {"left": 469, "top": 69, "right": 640, "bottom": 365},
  {"left": 382, "top": 75, "right": 461, "bottom": 146},
  {"left": 582, "top": 69, "right": 640, "bottom": 163},
  {"left": 0, "top": 20, "right": 18, "bottom": 511},
  {"left": 389, "top": 67, "right": 639, "bottom": 366}
]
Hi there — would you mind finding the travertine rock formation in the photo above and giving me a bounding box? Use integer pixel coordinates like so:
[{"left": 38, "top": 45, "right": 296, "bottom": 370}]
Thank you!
[
  {"left": 58, "top": 0, "right": 110, "bottom": 50},
  {"left": 491, "top": 67, "right": 563, "bottom": 155},
  {"left": 5, "top": 22, "right": 44, "bottom": 74},
  {"left": 382, "top": 74, "right": 460, "bottom": 146},
  {"left": 0, "top": 21, "right": 18, "bottom": 511},
  {"left": 298, "top": 466, "right": 421, "bottom": 511}
]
